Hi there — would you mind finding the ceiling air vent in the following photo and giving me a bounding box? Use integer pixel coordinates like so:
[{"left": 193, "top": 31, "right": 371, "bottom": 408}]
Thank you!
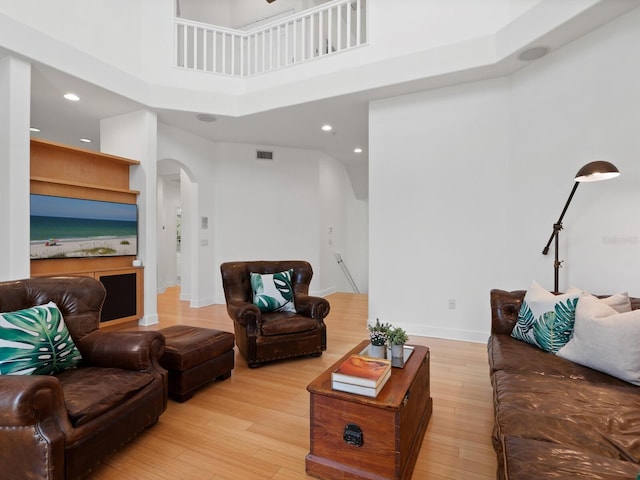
[{"left": 256, "top": 150, "right": 274, "bottom": 161}]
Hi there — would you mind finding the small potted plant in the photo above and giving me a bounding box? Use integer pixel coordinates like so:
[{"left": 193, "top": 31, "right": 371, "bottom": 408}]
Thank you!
[
  {"left": 368, "top": 318, "right": 390, "bottom": 358},
  {"left": 387, "top": 326, "right": 409, "bottom": 360}
]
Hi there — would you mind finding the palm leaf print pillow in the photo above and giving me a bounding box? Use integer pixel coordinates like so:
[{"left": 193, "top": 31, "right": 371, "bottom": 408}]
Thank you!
[
  {"left": 250, "top": 269, "right": 296, "bottom": 313},
  {"left": 511, "top": 281, "right": 583, "bottom": 354},
  {"left": 0, "top": 302, "right": 82, "bottom": 375}
]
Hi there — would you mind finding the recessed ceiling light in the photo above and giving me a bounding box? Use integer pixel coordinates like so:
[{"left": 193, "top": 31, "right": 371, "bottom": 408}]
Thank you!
[
  {"left": 196, "top": 113, "right": 217, "bottom": 123},
  {"left": 80, "top": 138, "right": 92, "bottom": 143},
  {"left": 518, "top": 46, "right": 549, "bottom": 62},
  {"left": 30, "top": 127, "right": 40, "bottom": 132},
  {"left": 354, "top": 148, "right": 363, "bottom": 154},
  {"left": 64, "top": 93, "right": 80, "bottom": 101},
  {"left": 321, "top": 124, "right": 333, "bottom": 132}
]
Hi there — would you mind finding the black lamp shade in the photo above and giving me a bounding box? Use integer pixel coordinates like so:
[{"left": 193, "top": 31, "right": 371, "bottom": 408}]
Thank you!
[{"left": 575, "top": 160, "right": 620, "bottom": 182}]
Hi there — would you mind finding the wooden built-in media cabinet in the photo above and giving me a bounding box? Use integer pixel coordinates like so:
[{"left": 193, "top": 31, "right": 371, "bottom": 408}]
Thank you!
[{"left": 30, "top": 138, "right": 143, "bottom": 328}]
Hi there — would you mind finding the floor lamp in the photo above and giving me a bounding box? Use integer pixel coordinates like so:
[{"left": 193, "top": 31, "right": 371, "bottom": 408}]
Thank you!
[{"left": 541, "top": 160, "right": 620, "bottom": 293}]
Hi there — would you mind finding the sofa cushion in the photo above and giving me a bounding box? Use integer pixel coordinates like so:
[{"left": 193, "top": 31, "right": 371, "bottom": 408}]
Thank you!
[
  {"left": 488, "top": 334, "right": 630, "bottom": 386},
  {"left": 501, "top": 436, "right": 640, "bottom": 480},
  {"left": 260, "top": 312, "right": 318, "bottom": 336},
  {"left": 492, "top": 369, "right": 640, "bottom": 462},
  {"left": 250, "top": 269, "right": 296, "bottom": 313},
  {"left": 58, "top": 366, "right": 154, "bottom": 426},
  {"left": 510, "top": 281, "right": 582, "bottom": 353},
  {"left": 558, "top": 296, "right": 640, "bottom": 385},
  {"left": 0, "top": 302, "right": 82, "bottom": 375}
]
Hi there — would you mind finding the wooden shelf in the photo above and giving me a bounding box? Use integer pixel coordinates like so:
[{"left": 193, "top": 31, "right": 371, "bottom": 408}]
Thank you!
[
  {"left": 30, "top": 138, "right": 140, "bottom": 166},
  {"left": 30, "top": 137, "right": 140, "bottom": 203},
  {"left": 30, "top": 176, "right": 140, "bottom": 195},
  {"left": 30, "top": 138, "right": 143, "bottom": 327}
]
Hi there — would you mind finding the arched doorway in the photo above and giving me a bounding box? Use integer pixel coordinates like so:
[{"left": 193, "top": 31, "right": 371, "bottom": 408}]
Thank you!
[{"left": 157, "top": 158, "right": 197, "bottom": 301}]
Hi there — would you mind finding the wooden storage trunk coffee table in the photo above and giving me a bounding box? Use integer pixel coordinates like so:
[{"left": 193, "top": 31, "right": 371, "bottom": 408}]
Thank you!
[{"left": 306, "top": 340, "right": 432, "bottom": 480}]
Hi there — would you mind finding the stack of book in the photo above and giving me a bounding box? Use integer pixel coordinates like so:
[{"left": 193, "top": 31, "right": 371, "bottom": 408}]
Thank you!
[{"left": 331, "top": 354, "right": 392, "bottom": 397}]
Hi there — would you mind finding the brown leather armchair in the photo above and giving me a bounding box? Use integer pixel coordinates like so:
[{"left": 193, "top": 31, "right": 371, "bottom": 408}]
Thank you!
[
  {"left": 220, "top": 261, "right": 330, "bottom": 368},
  {"left": 0, "top": 277, "right": 167, "bottom": 480}
]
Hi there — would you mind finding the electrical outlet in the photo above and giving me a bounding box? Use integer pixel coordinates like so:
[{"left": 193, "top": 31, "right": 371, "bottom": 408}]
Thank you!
[{"left": 448, "top": 299, "right": 456, "bottom": 310}]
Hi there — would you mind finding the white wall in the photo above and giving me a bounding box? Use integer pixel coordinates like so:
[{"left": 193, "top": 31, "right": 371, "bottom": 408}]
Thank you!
[
  {"left": 369, "top": 6, "right": 640, "bottom": 342},
  {"left": 213, "top": 141, "right": 319, "bottom": 259},
  {"left": 345, "top": 193, "right": 369, "bottom": 293},
  {"left": 157, "top": 122, "right": 368, "bottom": 305},
  {"left": 506, "top": 6, "right": 640, "bottom": 296},
  {"left": 370, "top": 0, "right": 512, "bottom": 59},
  {"left": 178, "top": 0, "right": 332, "bottom": 28},
  {"left": 100, "top": 110, "right": 159, "bottom": 326},
  {"left": 319, "top": 154, "right": 369, "bottom": 294},
  {"left": 370, "top": 79, "right": 510, "bottom": 342},
  {"left": 178, "top": 0, "right": 230, "bottom": 25},
  {"left": 0, "top": 56, "right": 31, "bottom": 281},
  {"left": 0, "top": 0, "right": 145, "bottom": 76}
]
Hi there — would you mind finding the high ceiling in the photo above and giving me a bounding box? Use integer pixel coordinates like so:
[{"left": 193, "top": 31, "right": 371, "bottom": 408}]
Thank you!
[
  {"left": 24, "top": 2, "right": 640, "bottom": 170},
  {"left": 29, "top": 0, "right": 369, "bottom": 166},
  {"left": 29, "top": 60, "right": 370, "bottom": 167}
]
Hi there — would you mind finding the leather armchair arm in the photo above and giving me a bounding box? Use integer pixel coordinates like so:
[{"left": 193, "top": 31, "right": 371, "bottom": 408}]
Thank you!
[
  {"left": 226, "top": 301, "right": 261, "bottom": 328},
  {"left": 0, "top": 375, "right": 70, "bottom": 429},
  {"left": 0, "top": 376, "right": 70, "bottom": 480},
  {"left": 77, "top": 330, "right": 165, "bottom": 372},
  {"left": 295, "top": 294, "right": 330, "bottom": 320}
]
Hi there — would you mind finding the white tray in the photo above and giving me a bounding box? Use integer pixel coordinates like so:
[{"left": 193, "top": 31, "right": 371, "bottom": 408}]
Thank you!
[{"left": 359, "top": 344, "right": 414, "bottom": 368}]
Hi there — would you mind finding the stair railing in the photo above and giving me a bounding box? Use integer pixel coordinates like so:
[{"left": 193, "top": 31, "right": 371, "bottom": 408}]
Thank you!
[{"left": 175, "top": 0, "right": 367, "bottom": 77}]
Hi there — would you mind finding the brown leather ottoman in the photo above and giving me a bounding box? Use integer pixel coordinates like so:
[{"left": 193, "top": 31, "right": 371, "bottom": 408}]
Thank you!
[{"left": 159, "top": 325, "right": 235, "bottom": 402}]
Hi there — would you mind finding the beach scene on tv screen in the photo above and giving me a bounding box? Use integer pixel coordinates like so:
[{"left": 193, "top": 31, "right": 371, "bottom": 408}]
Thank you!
[{"left": 30, "top": 194, "right": 137, "bottom": 259}]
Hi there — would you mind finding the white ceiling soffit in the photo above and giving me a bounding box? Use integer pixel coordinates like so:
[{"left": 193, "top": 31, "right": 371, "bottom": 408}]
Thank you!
[{"left": 17, "top": 1, "right": 640, "bottom": 167}]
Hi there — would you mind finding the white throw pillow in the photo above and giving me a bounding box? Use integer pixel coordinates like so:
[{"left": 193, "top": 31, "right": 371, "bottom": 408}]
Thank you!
[
  {"left": 510, "top": 281, "right": 583, "bottom": 353},
  {"left": 557, "top": 295, "right": 640, "bottom": 385},
  {"left": 585, "top": 291, "right": 632, "bottom": 313}
]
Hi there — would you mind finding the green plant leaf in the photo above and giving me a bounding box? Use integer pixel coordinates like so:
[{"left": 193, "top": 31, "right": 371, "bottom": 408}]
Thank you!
[
  {"left": 253, "top": 294, "right": 282, "bottom": 312},
  {"left": 532, "top": 298, "right": 578, "bottom": 353},
  {"left": 250, "top": 273, "right": 264, "bottom": 295},
  {"left": 0, "top": 305, "right": 82, "bottom": 375},
  {"left": 272, "top": 270, "right": 293, "bottom": 302},
  {"left": 511, "top": 301, "right": 535, "bottom": 341},
  {"left": 388, "top": 327, "right": 408, "bottom": 345},
  {"left": 250, "top": 270, "right": 295, "bottom": 312}
]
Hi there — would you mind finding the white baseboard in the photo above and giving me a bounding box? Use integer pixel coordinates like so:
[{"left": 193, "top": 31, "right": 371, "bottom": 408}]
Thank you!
[
  {"left": 139, "top": 313, "right": 159, "bottom": 326},
  {"left": 366, "top": 318, "right": 489, "bottom": 344},
  {"left": 312, "top": 286, "right": 336, "bottom": 297},
  {"left": 157, "top": 279, "right": 179, "bottom": 295},
  {"left": 190, "top": 296, "right": 216, "bottom": 308},
  {"left": 412, "top": 326, "right": 489, "bottom": 344}
]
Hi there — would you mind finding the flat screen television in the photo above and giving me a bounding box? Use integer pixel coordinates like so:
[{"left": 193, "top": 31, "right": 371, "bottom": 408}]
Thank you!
[{"left": 30, "top": 194, "right": 138, "bottom": 260}]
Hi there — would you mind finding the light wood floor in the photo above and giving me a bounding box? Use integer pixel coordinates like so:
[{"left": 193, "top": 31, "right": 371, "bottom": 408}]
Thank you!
[{"left": 90, "top": 289, "right": 497, "bottom": 480}]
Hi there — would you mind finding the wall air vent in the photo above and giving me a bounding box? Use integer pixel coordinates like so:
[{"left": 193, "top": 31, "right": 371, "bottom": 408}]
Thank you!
[{"left": 256, "top": 150, "right": 274, "bottom": 160}]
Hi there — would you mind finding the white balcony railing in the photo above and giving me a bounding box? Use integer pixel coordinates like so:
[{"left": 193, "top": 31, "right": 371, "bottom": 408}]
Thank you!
[{"left": 175, "top": 0, "right": 367, "bottom": 77}]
